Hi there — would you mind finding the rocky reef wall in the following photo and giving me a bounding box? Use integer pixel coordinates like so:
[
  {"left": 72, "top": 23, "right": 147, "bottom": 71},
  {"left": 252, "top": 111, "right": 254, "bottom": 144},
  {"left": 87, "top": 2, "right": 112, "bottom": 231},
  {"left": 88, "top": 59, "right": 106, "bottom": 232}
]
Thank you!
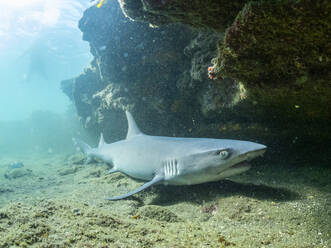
[{"left": 62, "top": 0, "right": 331, "bottom": 164}]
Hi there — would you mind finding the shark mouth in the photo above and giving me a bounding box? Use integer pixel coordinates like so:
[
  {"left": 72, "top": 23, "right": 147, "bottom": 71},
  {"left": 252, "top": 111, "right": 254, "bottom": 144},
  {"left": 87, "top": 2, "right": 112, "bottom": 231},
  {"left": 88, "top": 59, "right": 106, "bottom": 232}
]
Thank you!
[
  {"left": 240, "top": 147, "right": 266, "bottom": 162},
  {"left": 241, "top": 148, "right": 266, "bottom": 161},
  {"left": 235, "top": 147, "right": 266, "bottom": 167},
  {"left": 231, "top": 161, "right": 250, "bottom": 169},
  {"left": 218, "top": 148, "right": 266, "bottom": 177}
]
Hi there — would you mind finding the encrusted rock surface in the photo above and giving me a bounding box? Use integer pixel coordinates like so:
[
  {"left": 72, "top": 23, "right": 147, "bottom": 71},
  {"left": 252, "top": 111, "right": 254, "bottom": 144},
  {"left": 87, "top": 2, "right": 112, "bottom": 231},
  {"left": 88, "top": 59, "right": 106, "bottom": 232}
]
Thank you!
[
  {"left": 213, "top": 0, "right": 331, "bottom": 85},
  {"left": 118, "top": 0, "right": 249, "bottom": 31},
  {"left": 65, "top": 1, "right": 195, "bottom": 140},
  {"left": 62, "top": 0, "right": 331, "bottom": 163},
  {"left": 4, "top": 168, "right": 33, "bottom": 180}
]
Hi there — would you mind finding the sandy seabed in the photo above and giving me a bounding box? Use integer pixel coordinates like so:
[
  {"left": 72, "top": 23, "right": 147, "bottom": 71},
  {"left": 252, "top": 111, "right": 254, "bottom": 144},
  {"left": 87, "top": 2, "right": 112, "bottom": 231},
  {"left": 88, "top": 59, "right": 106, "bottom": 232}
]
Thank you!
[{"left": 0, "top": 153, "right": 330, "bottom": 248}]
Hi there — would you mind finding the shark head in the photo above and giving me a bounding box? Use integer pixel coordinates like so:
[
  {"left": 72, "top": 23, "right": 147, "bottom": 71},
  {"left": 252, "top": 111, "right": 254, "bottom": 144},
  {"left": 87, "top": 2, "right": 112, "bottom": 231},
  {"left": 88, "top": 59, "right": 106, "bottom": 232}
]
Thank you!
[{"left": 175, "top": 140, "right": 266, "bottom": 184}]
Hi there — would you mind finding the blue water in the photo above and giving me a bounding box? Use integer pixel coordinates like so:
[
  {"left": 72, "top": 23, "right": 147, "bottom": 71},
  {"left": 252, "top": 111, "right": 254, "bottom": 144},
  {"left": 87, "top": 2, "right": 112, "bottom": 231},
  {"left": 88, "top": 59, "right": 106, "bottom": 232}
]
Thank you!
[
  {"left": 0, "top": 0, "right": 94, "bottom": 154},
  {"left": 0, "top": 0, "right": 92, "bottom": 121}
]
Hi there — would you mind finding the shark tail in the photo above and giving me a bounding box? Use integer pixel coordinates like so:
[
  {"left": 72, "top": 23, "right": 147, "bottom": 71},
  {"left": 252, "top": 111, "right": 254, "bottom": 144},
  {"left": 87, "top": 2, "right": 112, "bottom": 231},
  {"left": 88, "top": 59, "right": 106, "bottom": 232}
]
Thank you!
[
  {"left": 73, "top": 134, "right": 105, "bottom": 164},
  {"left": 73, "top": 138, "right": 91, "bottom": 155},
  {"left": 72, "top": 138, "right": 93, "bottom": 163}
]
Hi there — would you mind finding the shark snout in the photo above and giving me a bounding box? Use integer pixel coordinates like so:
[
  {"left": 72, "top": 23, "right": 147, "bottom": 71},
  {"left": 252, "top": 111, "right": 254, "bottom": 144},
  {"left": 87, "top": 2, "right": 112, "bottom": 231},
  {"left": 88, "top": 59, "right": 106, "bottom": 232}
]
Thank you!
[
  {"left": 236, "top": 143, "right": 267, "bottom": 162},
  {"left": 245, "top": 148, "right": 266, "bottom": 161}
]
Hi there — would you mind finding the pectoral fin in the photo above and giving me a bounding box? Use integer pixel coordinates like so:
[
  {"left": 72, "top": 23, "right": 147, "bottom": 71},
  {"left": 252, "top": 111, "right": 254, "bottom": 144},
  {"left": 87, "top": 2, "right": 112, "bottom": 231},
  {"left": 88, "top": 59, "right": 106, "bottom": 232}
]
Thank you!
[
  {"left": 108, "top": 168, "right": 118, "bottom": 174},
  {"left": 106, "top": 175, "right": 163, "bottom": 200}
]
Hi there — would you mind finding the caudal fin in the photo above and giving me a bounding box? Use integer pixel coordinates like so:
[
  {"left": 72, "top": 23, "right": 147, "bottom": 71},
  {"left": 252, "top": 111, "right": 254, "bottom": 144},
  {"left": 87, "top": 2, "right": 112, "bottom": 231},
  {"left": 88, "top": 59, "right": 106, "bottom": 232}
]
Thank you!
[
  {"left": 72, "top": 138, "right": 93, "bottom": 164},
  {"left": 72, "top": 134, "right": 105, "bottom": 164},
  {"left": 72, "top": 138, "right": 91, "bottom": 155}
]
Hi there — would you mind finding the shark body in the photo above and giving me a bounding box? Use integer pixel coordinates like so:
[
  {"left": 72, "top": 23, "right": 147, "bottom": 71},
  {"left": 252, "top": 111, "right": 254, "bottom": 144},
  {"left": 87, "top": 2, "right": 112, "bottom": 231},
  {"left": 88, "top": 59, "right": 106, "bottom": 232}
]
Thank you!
[{"left": 75, "top": 111, "right": 266, "bottom": 200}]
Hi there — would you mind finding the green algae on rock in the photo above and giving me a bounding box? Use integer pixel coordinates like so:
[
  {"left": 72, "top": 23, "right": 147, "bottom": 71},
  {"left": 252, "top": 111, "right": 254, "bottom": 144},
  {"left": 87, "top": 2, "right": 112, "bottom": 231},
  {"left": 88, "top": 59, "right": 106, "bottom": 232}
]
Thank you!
[{"left": 213, "top": 0, "right": 331, "bottom": 86}]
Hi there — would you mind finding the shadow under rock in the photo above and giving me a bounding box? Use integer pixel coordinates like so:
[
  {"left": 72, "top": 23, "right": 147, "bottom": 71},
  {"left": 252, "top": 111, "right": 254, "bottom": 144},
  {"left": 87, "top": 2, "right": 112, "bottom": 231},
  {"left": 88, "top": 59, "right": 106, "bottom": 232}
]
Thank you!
[{"left": 147, "top": 179, "right": 300, "bottom": 206}]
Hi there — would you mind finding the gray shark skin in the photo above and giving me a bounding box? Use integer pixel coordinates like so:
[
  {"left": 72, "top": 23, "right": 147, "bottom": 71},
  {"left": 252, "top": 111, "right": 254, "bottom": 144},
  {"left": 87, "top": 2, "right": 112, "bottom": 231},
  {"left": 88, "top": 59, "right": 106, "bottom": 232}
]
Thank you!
[{"left": 74, "top": 111, "right": 266, "bottom": 200}]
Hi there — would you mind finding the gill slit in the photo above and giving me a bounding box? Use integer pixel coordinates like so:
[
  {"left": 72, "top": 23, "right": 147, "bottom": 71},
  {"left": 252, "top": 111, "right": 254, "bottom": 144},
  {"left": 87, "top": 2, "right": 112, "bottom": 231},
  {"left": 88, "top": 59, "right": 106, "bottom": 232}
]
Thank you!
[{"left": 163, "top": 159, "right": 179, "bottom": 177}]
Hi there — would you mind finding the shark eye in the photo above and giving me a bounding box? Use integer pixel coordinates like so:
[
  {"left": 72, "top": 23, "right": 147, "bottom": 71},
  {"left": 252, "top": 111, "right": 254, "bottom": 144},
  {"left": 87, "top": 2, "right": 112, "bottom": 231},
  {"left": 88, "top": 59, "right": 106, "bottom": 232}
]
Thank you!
[{"left": 218, "top": 150, "right": 230, "bottom": 159}]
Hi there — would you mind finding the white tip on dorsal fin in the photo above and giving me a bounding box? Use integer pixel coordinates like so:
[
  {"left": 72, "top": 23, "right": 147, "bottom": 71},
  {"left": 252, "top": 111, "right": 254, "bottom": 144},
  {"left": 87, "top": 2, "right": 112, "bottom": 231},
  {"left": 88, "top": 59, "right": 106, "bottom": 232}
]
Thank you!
[
  {"left": 126, "top": 111, "right": 142, "bottom": 139},
  {"left": 98, "top": 133, "right": 105, "bottom": 148}
]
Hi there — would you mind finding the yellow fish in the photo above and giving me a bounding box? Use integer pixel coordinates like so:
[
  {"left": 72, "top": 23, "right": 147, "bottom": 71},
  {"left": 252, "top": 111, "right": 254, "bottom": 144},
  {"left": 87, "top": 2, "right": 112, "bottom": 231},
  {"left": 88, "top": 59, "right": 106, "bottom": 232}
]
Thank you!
[{"left": 97, "top": 0, "right": 106, "bottom": 8}]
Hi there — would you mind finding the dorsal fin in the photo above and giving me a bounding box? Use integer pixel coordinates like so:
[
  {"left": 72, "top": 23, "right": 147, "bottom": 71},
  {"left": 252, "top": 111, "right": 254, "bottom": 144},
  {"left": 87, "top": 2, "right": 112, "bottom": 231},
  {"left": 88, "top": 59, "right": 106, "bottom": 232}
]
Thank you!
[
  {"left": 126, "top": 111, "right": 143, "bottom": 139},
  {"left": 98, "top": 133, "right": 105, "bottom": 148}
]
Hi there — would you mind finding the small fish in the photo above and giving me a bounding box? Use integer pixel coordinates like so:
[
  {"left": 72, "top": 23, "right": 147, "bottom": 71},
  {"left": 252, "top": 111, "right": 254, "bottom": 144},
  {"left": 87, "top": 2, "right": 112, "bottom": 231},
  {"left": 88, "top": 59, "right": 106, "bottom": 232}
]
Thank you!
[
  {"left": 97, "top": 0, "right": 106, "bottom": 8},
  {"left": 8, "top": 162, "right": 24, "bottom": 169}
]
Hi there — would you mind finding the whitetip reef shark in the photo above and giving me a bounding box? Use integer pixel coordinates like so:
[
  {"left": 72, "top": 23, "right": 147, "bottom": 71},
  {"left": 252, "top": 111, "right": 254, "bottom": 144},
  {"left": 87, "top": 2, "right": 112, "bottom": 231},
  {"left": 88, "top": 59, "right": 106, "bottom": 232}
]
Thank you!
[{"left": 74, "top": 111, "right": 266, "bottom": 200}]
